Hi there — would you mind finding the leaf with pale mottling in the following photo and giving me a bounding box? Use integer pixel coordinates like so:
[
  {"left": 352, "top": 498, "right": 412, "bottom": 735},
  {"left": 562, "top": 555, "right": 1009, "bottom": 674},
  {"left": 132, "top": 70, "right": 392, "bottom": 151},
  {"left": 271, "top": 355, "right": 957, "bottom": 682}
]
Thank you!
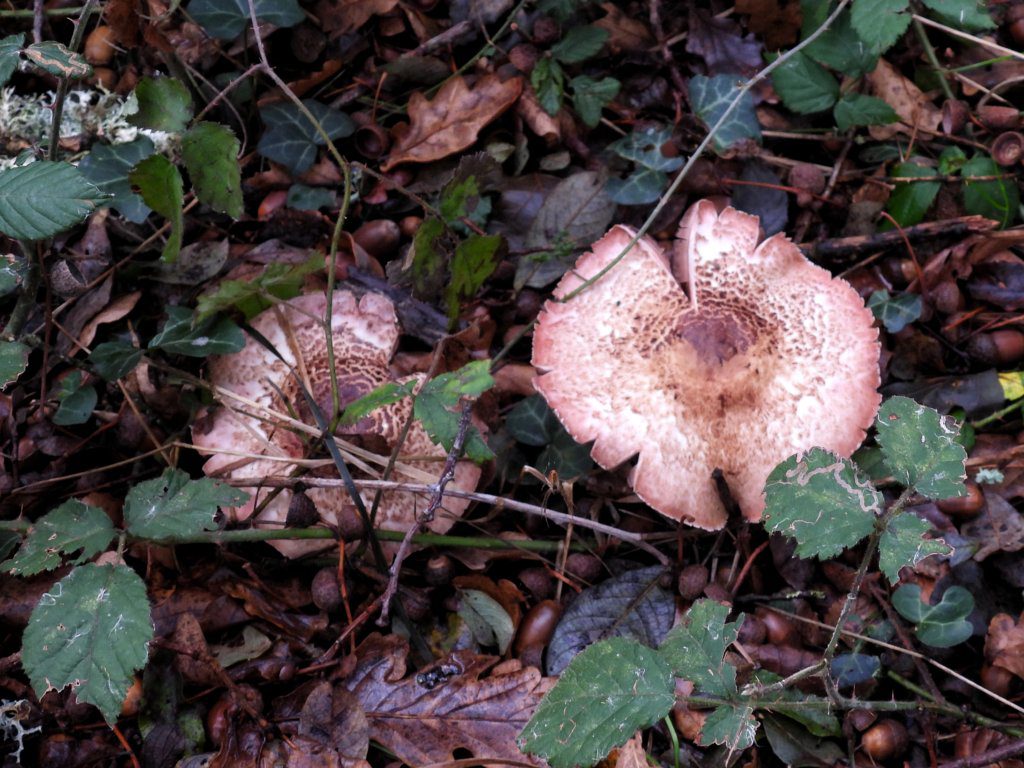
[
  {"left": 879, "top": 512, "right": 950, "bottom": 583},
  {"left": 124, "top": 468, "right": 249, "bottom": 540},
  {"left": 699, "top": 703, "right": 757, "bottom": 751},
  {"left": 3, "top": 500, "right": 115, "bottom": 576},
  {"left": 876, "top": 396, "right": 967, "bottom": 499},
  {"left": 658, "top": 599, "right": 741, "bottom": 697},
  {"left": 688, "top": 74, "right": 761, "bottom": 152}
]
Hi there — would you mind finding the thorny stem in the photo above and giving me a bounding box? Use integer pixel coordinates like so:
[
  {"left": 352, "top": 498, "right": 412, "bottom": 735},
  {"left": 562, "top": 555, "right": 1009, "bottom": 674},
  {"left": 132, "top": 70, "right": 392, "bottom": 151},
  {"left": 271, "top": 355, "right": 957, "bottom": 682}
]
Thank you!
[
  {"left": 46, "top": 0, "right": 97, "bottom": 162},
  {"left": 913, "top": 18, "right": 956, "bottom": 103}
]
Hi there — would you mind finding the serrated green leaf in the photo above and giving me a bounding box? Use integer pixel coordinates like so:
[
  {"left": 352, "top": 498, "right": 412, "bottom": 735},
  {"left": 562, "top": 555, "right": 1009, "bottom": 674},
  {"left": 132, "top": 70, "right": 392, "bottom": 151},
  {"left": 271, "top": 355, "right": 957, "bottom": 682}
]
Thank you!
[
  {"left": 551, "top": 25, "right": 609, "bottom": 64},
  {"left": 518, "top": 638, "right": 675, "bottom": 768},
  {"left": 531, "top": 57, "right": 565, "bottom": 116},
  {"left": 505, "top": 394, "right": 561, "bottom": 446},
  {"left": 195, "top": 256, "right": 321, "bottom": 321},
  {"left": 440, "top": 176, "right": 480, "bottom": 224},
  {"left": 410, "top": 216, "right": 446, "bottom": 298},
  {"left": 124, "top": 468, "right": 249, "bottom": 540},
  {"left": 938, "top": 145, "right": 968, "bottom": 176},
  {"left": 129, "top": 155, "right": 184, "bottom": 262},
  {"left": 414, "top": 361, "right": 495, "bottom": 462},
  {"left": 834, "top": 93, "right": 899, "bottom": 131},
  {"left": 0, "top": 33, "right": 25, "bottom": 89},
  {"left": 763, "top": 448, "right": 882, "bottom": 559},
  {"left": 130, "top": 76, "right": 193, "bottom": 132},
  {"left": 257, "top": 100, "right": 355, "bottom": 174},
  {"left": 885, "top": 162, "right": 940, "bottom": 227},
  {"left": 22, "top": 564, "right": 153, "bottom": 725},
  {"left": 53, "top": 371, "right": 97, "bottom": 426},
  {"left": 458, "top": 589, "right": 515, "bottom": 653},
  {"left": 752, "top": 672, "right": 842, "bottom": 736},
  {"left": 23, "top": 41, "right": 91, "bottom": 79},
  {"left": 339, "top": 380, "right": 415, "bottom": 425},
  {"left": 1, "top": 340, "right": 29, "bottom": 388},
  {"left": 850, "top": 0, "right": 911, "bottom": 53},
  {"left": 699, "top": 703, "right": 758, "bottom": 750},
  {"left": 771, "top": 51, "right": 840, "bottom": 114},
  {"left": 608, "top": 125, "right": 683, "bottom": 172},
  {"left": 570, "top": 76, "right": 619, "bottom": 128},
  {"left": 606, "top": 168, "right": 669, "bottom": 205},
  {"left": 802, "top": 5, "right": 878, "bottom": 78},
  {"left": 0, "top": 162, "right": 106, "bottom": 240},
  {"left": 689, "top": 74, "right": 761, "bottom": 152},
  {"left": 921, "top": 0, "right": 994, "bottom": 30},
  {"left": 286, "top": 183, "right": 336, "bottom": 211},
  {"left": 89, "top": 341, "right": 142, "bottom": 381},
  {"left": 79, "top": 138, "right": 156, "bottom": 223},
  {"left": 444, "top": 234, "right": 501, "bottom": 323},
  {"left": 891, "top": 584, "right": 973, "bottom": 647},
  {"left": 3, "top": 500, "right": 116, "bottom": 576},
  {"left": 149, "top": 306, "right": 245, "bottom": 357},
  {"left": 962, "top": 154, "right": 1019, "bottom": 228},
  {"left": 181, "top": 122, "right": 243, "bottom": 218},
  {"left": 879, "top": 512, "right": 950, "bottom": 583},
  {"left": 658, "top": 599, "right": 741, "bottom": 697},
  {"left": 867, "top": 289, "right": 922, "bottom": 332},
  {"left": 187, "top": 0, "right": 305, "bottom": 39},
  {"left": 876, "top": 396, "right": 967, "bottom": 499}
]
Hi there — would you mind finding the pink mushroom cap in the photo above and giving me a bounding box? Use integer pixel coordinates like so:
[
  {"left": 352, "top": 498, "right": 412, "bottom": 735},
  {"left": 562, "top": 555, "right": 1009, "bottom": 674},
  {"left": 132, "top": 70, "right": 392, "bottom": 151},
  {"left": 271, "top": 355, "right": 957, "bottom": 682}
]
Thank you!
[{"left": 532, "top": 200, "right": 881, "bottom": 529}]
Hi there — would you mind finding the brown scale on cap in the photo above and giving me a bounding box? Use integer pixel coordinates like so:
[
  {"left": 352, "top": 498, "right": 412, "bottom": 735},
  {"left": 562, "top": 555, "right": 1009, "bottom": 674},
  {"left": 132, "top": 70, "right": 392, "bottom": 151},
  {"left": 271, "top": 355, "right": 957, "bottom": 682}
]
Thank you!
[
  {"left": 192, "top": 290, "right": 481, "bottom": 557},
  {"left": 532, "top": 200, "right": 881, "bottom": 529}
]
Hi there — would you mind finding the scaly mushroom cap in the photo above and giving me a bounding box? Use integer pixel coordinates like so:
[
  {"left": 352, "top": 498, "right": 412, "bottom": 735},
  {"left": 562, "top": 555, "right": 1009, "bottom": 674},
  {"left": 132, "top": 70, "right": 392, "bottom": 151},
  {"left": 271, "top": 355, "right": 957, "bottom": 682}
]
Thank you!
[
  {"left": 532, "top": 201, "right": 881, "bottom": 529},
  {"left": 192, "top": 290, "right": 481, "bottom": 557}
]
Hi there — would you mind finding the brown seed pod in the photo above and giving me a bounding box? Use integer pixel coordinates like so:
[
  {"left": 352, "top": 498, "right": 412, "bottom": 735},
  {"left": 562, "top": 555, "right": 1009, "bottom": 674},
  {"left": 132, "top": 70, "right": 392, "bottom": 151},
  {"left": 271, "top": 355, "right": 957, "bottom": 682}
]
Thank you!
[
  {"left": 860, "top": 720, "right": 909, "bottom": 762},
  {"left": 85, "top": 25, "right": 116, "bottom": 65},
  {"left": 677, "top": 563, "right": 710, "bottom": 600},
  {"left": 942, "top": 99, "right": 969, "bottom": 135},
  {"left": 992, "top": 132, "right": 1024, "bottom": 166},
  {"left": 311, "top": 568, "right": 341, "bottom": 613},
  {"left": 354, "top": 121, "right": 392, "bottom": 159},
  {"left": 514, "top": 599, "right": 562, "bottom": 654},
  {"left": 967, "top": 329, "right": 1024, "bottom": 365},
  {"left": 755, "top": 606, "right": 799, "bottom": 647},
  {"left": 978, "top": 105, "right": 1021, "bottom": 131},
  {"left": 399, "top": 215, "right": 423, "bottom": 238},
  {"left": 353, "top": 219, "right": 401, "bottom": 260},
  {"left": 937, "top": 480, "right": 985, "bottom": 519}
]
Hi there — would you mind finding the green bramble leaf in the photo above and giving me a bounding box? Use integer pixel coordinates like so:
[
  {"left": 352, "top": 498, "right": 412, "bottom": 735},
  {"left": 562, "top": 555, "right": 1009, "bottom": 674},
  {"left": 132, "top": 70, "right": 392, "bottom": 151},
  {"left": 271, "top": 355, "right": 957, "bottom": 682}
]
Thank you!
[
  {"left": 182, "top": 122, "right": 243, "bottom": 218},
  {"left": 658, "top": 599, "right": 742, "bottom": 697},
  {"left": 885, "top": 162, "right": 940, "bottom": 228},
  {"left": 850, "top": 0, "right": 911, "bottom": 53},
  {"left": 444, "top": 234, "right": 501, "bottom": 324},
  {"left": 149, "top": 306, "right": 245, "bottom": 357},
  {"left": 771, "top": 51, "right": 840, "bottom": 114},
  {"left": 79, "top": 138, "right": 156, "bottom": 224},
  {"left": 867, "top": 289, "right": 922, "bottom": 333},
  {"left": 414, "top": 360, "right": 495, "bottom": 462},
  {"left": 699, "top": 703, "right": 757, "bottom": 751},
  {"left": 53, "top": 371, "right": 97, "bottom": 426},
  {"left": 834, "top": 93, "right": 899, "bottom": 131},
  {"left": 570, "top": 76, "right": 619, "bottom": 128},
  {"left": 257, "top": 100, "right": 355, "bottom": 174},
  {"left": 22, "top": 564, "right": 153, "bottom": 725},
  {"left": 131, "top": 76, "right": 193, "bottom": 133},
  {"left": 551, "top": 25, "right": 608, "bottom": 64},
  {"left": 3, "top": 500, "right": 116, "bottom": 576},
  {"left": 801, "top": 5, "right": 878, "bottom": 78},
  {"left": 124, "top": 468, "right": 249, "bottom": 540},
  {"left": 410, "top": 216, "right": 447, "bottom": 298},
  {"left": 340, "top": 380, "right": 416, "bottom": 426},
  {"left": 195, "top": 255, "right": 322, "bottom": 321},
  {"left": 689, "top": 74, "right": 761, "bottom": 152},
  {"left": 892, "top": 584, "right": 973, "bottom": 647},
  {"left": 532, "top": 57, "right": 565, "bottom": 116},
  {"left": 962, "top": 154, "right": 1019, "bottom": 228},
  {"left": 89, "top": 342, "right": 142, "bottom": 381},
  {"left": 1, "top": 340, "right": 30, "bottom": 389},
  {"left": 0, "top": 33, "right": 26, "bottom": 89},
  {"left": 23, "top": 41, "right": 91, "bottom": 79},
  {"left": 187, "top": 0, "right": 304, "bottom": 39},
  {"left": 879, "top": 512, "right": 950, "bottom": 584},
  {"left": 129, "top": 155, "right": 184, "bottom": 262},
  {"left": 518, "top": 638, "right": 675, "bottom": 768},
  {"left": 921, "top": 0, "right": 994, "bottom": 30},
  {"left": 763, "top": 448, "right": 882, "bottom": 559},
  {"left": 0, "top": 162, "right": 107, "bottom": 240},
  {"left": 875, "top": 396, "right": 967, "bottom": 499}
]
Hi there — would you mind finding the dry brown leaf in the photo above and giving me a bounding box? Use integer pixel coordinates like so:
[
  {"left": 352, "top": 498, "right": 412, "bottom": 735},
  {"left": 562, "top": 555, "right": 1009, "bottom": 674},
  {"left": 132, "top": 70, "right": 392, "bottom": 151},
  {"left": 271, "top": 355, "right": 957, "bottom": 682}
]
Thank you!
[
  {"left": 79, "top": 291, "right": 141, "bottom": 350},
  {"left": 962, "top": 491, "right": 1024, "bottom": 560},
  {"left": 382, "top": 74, "right": 523, "bottom": 172},
  {"left": 985, "top": 613, "right": 1024, "bottom": 679},
  {"left": 594, "top": 3, "right": 654, "bottom": 53},
  {"left": 736, "top": 0, "right": 802, "bottom": 49},
  {"left": 867, "top": 58, "right": 942, "bottom": 139},
  {"left": 316, "top": 0, "right": 400, "bottom": 36},
  {"left": 613, "top": 733, "right": 648, "bottom": 768},
  {"left": 342, "top": 633, "right": 549, "bottom": 766}
]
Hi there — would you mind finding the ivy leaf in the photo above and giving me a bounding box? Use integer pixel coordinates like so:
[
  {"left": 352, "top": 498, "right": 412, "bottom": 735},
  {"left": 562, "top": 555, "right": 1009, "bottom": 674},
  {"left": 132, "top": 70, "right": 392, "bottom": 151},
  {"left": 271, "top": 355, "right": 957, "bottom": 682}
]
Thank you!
[
  {"left": 608, "top": 125, "right": 683, "bottom": 172},
  {"left": 850, "top": 0, "right": 911, "bottom": 53},
  {"left": 0, "top": 340, "right": 30, "bottom": 388},
  {"left": 551, "top": 25, "right": 609, "bottom": 64},
  {"left": 892, "top": 584, "right": 974, "bottom": 647},
  {"left": 763, "top": 448, "right": 882, "bottom": 559},
  {"left": 536, "top": 429, "right": 594, "bottom": 479},
  {"left": 23, "top": 41, "right": 91, "bottom": 79},
  {"left": 886, "top": 162, "right": 940, "bottom": 227},
  {"left": 771, "top": 51, "right": 839, "bottom": 114},
  {"left": 606, "top": 168, "right": 669, "bottom": 205},
  {"left": 2, "top": 500, "right": 116, "bottom": 576},
  {"left": 123, "top": 468, "right": 249, "bottom": 540},
  {"left": 187, "top": 0, "right": 304, "bottom": 39},
  {"left": 53, "top": 371, "right": 97, "bottom": 426},
  {"left": 0, "top": 33, "right": 26, "bottom": 89},
  {"left": 79, "top": 138, "right": 156, "bottom": 223},
  {"left": 570, "top": 76, "right": 619, "bottom": 128},
  {"left": 414, "top": 361, "right": 495, "bottom": 462},
  {"left": 518, "top": 638, "right": 675, "bottom": 768},
  {"left": 22, "top": 564, "right": 153, "bottom": 725},
  {"left": 531, "top": 57, "right": 565, "bottom": 116},
  {"left": 921, "top": 0, "right": 994, "bottom": 30},
  {"left": 257, "top": 100, "right": 355, "bottom": 174},
  {"left": 867, "top": 289, "right": 922, "bottom": 333},
  {"left": 130, "top": 76, "right": 193, "bottom": 132},
  {"left": 879, "top": 512, "right": 950, "bottom": 584},
  {"left": 0, "top": 162, "right": 107, "bottom": 240},
  {"left": 444, "top": 234, "right": 501, "bottom": 324},
  {"left": 833, "top": 93, "right": 899, "bottom": 131},
  {"left": 505, "top": 394, "right": 562, "bottom": 446},
  {"left": 129, "top": 155, "right": 184, "bottom": 262},
  {"left": 658, "top": 599, "right": 742, "bottom": 697},
  {"left": 875, "top": 396, "right": 967, "bottom": 499},
  {"left": 689, "top": 74, "right": 761, "bottom": 152},
  {"left": 286, "top": 183, "right": 337, "bottom": 211},
  {"left": 181, "top": 122, "right": 243, "bottom": 218},
  {"left": 962, "top": 154, "right": 1019, "bottom": 228},
  {"left": 89, "top": 342, "right": 142, "bottom": 381},
  {"left": 699, "top": 703, "right": 758, "bottom": 751},
  {"left": 148, "top": 306, "right": 245, "bottom": 357},
  {"left": 340, "top": 380, "right": 416, "bottom": 426}
]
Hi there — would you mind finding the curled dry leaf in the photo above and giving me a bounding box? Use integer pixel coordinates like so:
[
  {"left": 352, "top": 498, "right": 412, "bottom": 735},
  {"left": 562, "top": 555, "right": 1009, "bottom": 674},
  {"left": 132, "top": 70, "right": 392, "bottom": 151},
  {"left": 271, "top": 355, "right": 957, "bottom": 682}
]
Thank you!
[
  {"left": 315, "top": 0, "right": 401, "bottom": 37},
  {"left": 382, "top": 74, "right": 523, "bottom": 171},
  {"left": 985, "top": 612, "right": 1024, "bottom": 679},
  {"left": 867, "top": 58, "right": 942, "bottom": 139}
]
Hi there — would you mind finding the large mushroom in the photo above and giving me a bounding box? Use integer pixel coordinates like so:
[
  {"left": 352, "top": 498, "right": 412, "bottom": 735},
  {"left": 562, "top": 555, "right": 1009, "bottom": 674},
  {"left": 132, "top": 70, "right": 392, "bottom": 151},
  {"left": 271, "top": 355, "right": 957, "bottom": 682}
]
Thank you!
[
  {"left": 192, "top": 290, "right": 481, "bottom": 557},
  {"left": 532, "top": 200, "right": 881, "bottom": 529}
]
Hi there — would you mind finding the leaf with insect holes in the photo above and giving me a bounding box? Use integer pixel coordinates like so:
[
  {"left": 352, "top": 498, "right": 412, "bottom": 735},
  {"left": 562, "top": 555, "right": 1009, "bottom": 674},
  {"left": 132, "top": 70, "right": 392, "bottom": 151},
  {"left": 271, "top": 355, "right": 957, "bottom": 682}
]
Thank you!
[
  {"left": 763, "top": 448, "right": 882, "bottom": 559},
  {"left": 3, "top": 500, "right": 116, "bottom": 576},
  {"left": 879, "top": 511, "right": 950, "bottom": 583},
  {"left": 22, "top": 564, "right": 153, "bottom": 725},
  {"left": 875, "top": 396, "right": 967, "bottom": 500},
  {"left": 658, "top": 599, "right": 742, "bottom": 697},
  {"left": 518, "top": 638, "right": 675, "bottom": 768},
  {"left": 0, "top": 162, "right": 106, "bottom": 241},
  {"left": 124, "top": 468, "right": 249, "bottom": 540},
  {"left": 414, "top": 361, "right": 494, "bottom": 462},
  {"left": 688, "top": 74, "right": 761, "bottom": 152},
  {"left": 892, "top": 584, "right": 973, "bottom": 647}
]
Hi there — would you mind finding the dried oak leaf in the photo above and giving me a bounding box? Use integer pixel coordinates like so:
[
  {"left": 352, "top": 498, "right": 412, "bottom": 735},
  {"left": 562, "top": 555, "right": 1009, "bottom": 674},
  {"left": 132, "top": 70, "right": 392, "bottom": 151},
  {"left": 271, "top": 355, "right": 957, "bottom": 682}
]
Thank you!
[
  {"left": 867, "top": 58, "right": 942, "bottom": 139},
  {"left": 342, "top": 633, "right": 550, "bottom": 765},
  {"left": 382, "top": 74, "right": 523, "bottom": 172},
  {"left": 985, "top": 613, "right": 1024, "bottom": 679},
  {"left": 315, "top": 0, "right": 400, "bottom": 36}
]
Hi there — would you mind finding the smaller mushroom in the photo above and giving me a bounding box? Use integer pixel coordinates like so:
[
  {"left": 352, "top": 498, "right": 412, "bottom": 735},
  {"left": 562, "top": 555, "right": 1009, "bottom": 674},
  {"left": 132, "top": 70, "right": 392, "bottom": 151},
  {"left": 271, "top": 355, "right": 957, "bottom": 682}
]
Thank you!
[
  {"left": 532, "top": 200, "right": 881, "bottom": 529},
  {"left": 192, "top": 290, "right": 481, "bottom": 557}
]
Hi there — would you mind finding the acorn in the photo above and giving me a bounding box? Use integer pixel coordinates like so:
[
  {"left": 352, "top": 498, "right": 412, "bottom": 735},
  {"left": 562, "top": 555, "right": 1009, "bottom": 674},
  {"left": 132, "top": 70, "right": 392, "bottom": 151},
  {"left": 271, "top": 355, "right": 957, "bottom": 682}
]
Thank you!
[
  {"left": 514, "top": 599, "right": 562, "bottom": 655},
  {"left": 967, "top": 329, "right": 1024, "bottom": 365},
  {"left": 992, "top": 132, "right": 1024, "bottom": 166},
  {"left": 978, "top": 105, "right": 1020, "bottom": 131},
  {"left": 353, "top": 219, "right": 400, "bottom": 260},
  {"left": 399, "top": 215, "right": 423, "bottom": 238},
  {"left": 85, "top": 25, "right": 116, "bottom": 65},
  {"left": 937, "top": 480, "right": 985, "bottom": 519},
  {"left": 678, "top": 564, "right": 709, "bottom": 601},
  {"left": 942, "top": 99, "right": 969, "bottom": 135},
  {"left": 425, "top": 554, "right": 453, "bottom": 585},
  {"left": 860, "top": 720, "right": 909, "bottom": 762},
  {"left": 311, "top": 567, "right": 341, "bottom": 613}
]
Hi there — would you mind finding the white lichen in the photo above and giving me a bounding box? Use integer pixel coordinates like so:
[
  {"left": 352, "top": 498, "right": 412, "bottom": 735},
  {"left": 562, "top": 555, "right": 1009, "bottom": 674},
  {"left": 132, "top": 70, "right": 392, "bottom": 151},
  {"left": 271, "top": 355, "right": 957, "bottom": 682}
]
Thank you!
[{"left": 0, "top": 699, "right": 41, "bottom": 765}]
